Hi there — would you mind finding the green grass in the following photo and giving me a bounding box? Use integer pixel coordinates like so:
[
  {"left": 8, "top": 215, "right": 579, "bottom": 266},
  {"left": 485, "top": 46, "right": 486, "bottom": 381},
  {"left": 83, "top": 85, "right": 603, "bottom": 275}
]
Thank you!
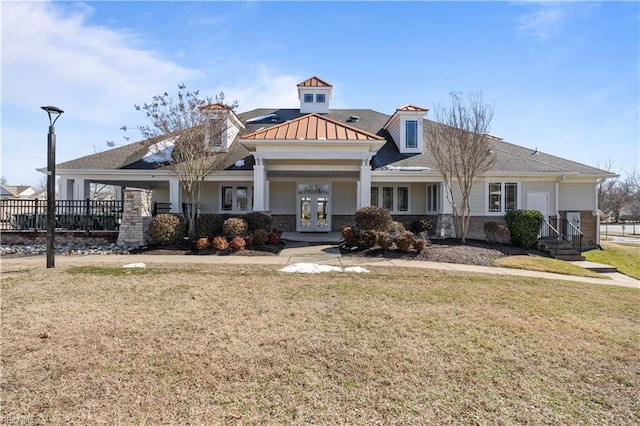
[
  {"left": 492, "top": 255, "right": 608, "bottom": 279},
  {"left": 584, "top": 242, "right": 640, "bottom": 280}
]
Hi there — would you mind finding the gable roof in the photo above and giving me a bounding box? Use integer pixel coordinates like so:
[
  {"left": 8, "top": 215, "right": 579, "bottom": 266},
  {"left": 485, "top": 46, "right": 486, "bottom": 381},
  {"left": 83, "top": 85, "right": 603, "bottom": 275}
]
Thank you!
[
  {"left": 241, "top": 113, "right": 385, "bottom": 141},
  {"left": 396, "top": 104, "right": 429, "bottom": 112},
  {"left": 297, "top": 76, "right": 332, "bottom": 87}
]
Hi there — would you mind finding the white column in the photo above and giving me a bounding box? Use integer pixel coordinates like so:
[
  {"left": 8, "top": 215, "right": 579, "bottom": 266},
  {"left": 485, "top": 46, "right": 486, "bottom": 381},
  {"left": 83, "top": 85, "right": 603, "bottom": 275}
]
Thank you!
[
  {"left": 358, "top": 160, "right": 372, "bottom": 208},
  {"left": 169, "top": 179, "right": 182, "bottom": 213},
  {"left": 114, "top": 186, "right": 123, "bottom": 201},
  {"left": 73, "top": 179, "right": 89, "bottom": 200},
  {"left": 58, "top": 178, "right": 70, "bottom": 200},
  {"left": 253, "top": 159, "right": 267, "bottom": 212}
]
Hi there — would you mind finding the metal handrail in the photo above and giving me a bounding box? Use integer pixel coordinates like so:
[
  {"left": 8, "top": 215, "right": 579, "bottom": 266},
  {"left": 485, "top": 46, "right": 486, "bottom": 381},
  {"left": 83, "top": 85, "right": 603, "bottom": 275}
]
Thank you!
[
  {"left": 566, "top": 220, "right": 583, "bottom": 254},
  {"left": 540, "top": 219, "right": 560, "bottom": 258}
]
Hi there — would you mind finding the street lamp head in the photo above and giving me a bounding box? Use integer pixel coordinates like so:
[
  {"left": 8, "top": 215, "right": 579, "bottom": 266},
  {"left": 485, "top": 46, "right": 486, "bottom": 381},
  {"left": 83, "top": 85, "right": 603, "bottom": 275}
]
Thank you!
[{"left": 41, "top": 105, "right": 64, "bottom": 126}]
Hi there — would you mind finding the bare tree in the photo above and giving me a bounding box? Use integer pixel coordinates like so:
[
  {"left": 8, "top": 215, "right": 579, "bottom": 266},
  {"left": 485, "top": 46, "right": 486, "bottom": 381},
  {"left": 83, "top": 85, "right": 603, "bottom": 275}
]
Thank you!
[
  {"left": 425, "top": 91, "right": 495, "bottom": 243},
  {"left": 134, "top": 84, "right": 237, "bottom": 238}
]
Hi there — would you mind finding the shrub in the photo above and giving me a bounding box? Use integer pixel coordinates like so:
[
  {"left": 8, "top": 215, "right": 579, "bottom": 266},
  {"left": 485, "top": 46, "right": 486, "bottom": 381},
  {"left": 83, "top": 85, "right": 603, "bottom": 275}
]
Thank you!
[
  {"left": 253, "top": 228, "right": 269, "bottom": 245},
  {"left": 505, "top": 210, "right": 544, "bottom": 248},
  {"left": 243, "top": 212, "right": 273, "bottom": 233},
  {"left": 413, "top": 237, "right": 429, "bottom": 253},
  {"left": 222, "top": 217, "right": 248, "bottom": 239},
  {"left": 354, "top": 206, "right": 392, "bottom": 231},
  {"left": 341, "top": 226, "right": 360, "bottom": 247},
  {"left": 389, "top": 221, "right": 406, "bottom": 234},
  {"left": 229, "top": 236, "right": 246, "bottom": 251},
  {"left": 148, "top": 214, "right": 185, "bottom": 246},
  {"left": 361, "top": 230, "right": 378, "bottom": 249},
  {"left": 195, "top": 214, "right": 223, "bottom": 239},
  {"left": 212, "top": 236, "right": 229, "bottom": 251},
  {"left": 395, "top": 231, "right": 415, "bottom": 252},
  {"left": 245, "top": 234, "right": 254, "bottom": 248},
  {"left": 483, "top": 221, "right": 510, "bottom": 244},
  {"left": 268, "top": 229, "right": 282, "bottom": 245},
  {"left": 376, "top": 231, "right": 394, "bottom": 250},
  {"left": 411, "top": 218, "right": 433, "bottom": 234},
  {"left": 196, "top": 237, "right": 210, "bottom": 249}
]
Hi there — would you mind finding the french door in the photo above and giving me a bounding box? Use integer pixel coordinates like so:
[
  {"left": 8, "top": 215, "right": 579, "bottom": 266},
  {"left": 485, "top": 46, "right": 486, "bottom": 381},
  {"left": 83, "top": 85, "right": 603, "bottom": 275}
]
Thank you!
[{"left": 297, "top": 184, "right": 331, "bottom": 232}]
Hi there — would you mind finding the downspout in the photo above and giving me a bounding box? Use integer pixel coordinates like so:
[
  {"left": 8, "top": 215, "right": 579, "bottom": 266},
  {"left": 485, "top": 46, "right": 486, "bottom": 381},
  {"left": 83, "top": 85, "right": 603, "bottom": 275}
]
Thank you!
[{"left": 555, "top": 180, "right": 560, "bottom": 219}]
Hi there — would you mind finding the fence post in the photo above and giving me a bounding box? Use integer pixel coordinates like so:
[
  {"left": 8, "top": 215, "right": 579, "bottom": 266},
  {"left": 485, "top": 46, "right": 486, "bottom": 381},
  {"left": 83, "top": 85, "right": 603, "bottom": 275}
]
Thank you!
[
  {"left": 85, "top": 198, "right": 91, "bottom": 232},
  {"left": 34, "top": 198, "right": 39, "bottom": 232}
]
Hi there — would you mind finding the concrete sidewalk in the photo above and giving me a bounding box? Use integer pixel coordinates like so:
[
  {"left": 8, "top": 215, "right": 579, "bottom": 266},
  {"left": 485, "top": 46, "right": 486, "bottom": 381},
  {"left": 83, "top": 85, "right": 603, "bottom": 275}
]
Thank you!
[{"left": 3, "top": 243, "right": 638, "bottom": 289}]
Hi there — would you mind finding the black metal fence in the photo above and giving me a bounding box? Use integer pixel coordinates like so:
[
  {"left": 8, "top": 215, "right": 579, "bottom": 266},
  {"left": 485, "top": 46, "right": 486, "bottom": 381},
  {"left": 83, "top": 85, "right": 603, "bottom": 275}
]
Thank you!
[
  {"left": 549, "top": 217, "right": 583, "bottom": 253},
  {"left": 0, "top": 199, "right": 123, "bottom": 232}
]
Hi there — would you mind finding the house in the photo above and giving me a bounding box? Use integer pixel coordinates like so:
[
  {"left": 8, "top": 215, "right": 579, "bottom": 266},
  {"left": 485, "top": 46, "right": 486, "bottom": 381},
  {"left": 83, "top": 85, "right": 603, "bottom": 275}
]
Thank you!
[
  {"left": 54, "top": 77, "right": 614, "bottom": 248},
  {"left": 0, "top": 184, "right": 45, "bottom": 199}
]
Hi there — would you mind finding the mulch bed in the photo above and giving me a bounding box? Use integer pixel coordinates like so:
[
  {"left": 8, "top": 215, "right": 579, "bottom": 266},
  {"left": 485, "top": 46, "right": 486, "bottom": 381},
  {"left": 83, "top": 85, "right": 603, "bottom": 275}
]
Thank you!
[
  {"left": 130, "top": 242, "right": 286, "bottom": 257},
  {"left": 342, "top": 238, "right": 547, "bottom": 266}
]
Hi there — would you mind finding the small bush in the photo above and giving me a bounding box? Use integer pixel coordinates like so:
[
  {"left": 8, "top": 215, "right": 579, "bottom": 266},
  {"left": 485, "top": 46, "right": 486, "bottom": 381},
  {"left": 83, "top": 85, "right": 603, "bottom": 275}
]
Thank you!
[
  {"left": 244, "top": 212, "right": 273, "bottom": 233},
  {"left": 244, "top": 234, "right": 254, "bottom": 248},
  {"left": 268, "top": 229, "right": 282, "bottom": 245},
  {"left": 484, "top": 221, "right": 510, "bottom": 244},
  {"left": 253, "top": 228, "right": 269, "bottom": 245},
  {"left": 229, "top": 236, "right": 246, "bottom": 251},
  {"left": 195, "top": 214, "right": 223, "bottom": 239},
  {"left": 413, "top": 238, "right": 429, "bottom": 253},
  {"left": 222, "top": 217, "right": 248, "bottom": 239},
  {"left": 395, "top": 231, "right": 415, "bottom": 252},
  {"left": 376, "top": 231, "right": 394, "bottom": 250},
  {"left": 361, "top": 230, "right": 378, "bottom": 249},
  {"left": 505, "top": 210, "right": 544, "bottom": 248},
  {"left": 389, "top": 221, "right": 406, "bottom": 234},
  {"left": 341, "top": 226, "right": 360, "bottom": 247},
  {"left": 411, "top": 218, "right": 433, "bottom": 234},
  {"left": 196, "top": 237, "right": 210, "bottom": 249},
  {"left": 354, "top": 206, "right": 393, "bottom": 231},
  {"left": 212, "top": 236, "right": 229, "bottom": 251},
  {"left": 148, "top": 214, "right": 185, "bottom": 246}
]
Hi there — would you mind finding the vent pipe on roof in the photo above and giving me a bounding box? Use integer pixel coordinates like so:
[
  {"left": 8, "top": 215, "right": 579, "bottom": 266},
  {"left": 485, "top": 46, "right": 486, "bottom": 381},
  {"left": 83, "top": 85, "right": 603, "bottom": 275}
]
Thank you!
[{"left": 348, "top": 115, "right": 359, "bottom": 122}]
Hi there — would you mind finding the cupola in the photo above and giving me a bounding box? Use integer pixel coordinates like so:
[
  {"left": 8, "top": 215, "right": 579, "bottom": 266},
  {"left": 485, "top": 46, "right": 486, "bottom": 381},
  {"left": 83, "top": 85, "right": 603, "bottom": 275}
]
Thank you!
[{"left": 297, "top": 76, "right": 333, "bottom": 114}]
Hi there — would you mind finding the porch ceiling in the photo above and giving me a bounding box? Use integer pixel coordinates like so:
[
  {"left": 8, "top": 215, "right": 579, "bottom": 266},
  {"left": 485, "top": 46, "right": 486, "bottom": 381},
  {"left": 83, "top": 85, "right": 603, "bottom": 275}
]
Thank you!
[{"left": 268, "top": 170, "right": 359, "bottom": 178}]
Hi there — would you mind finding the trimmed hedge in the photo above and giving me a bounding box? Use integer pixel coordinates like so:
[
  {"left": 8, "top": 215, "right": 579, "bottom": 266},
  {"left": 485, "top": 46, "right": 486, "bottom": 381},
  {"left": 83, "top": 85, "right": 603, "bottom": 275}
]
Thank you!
[
  {"left": 354, "top": 206, "right": 393, "bottom": 231},
  {"left": 195, "top": 214, "right": 224, "bottom": 239},
  {"left": 244, "top": 212, "right": 273, "bottom": 233},
  {"left": 505, "top": 210, "right": 544, "bottom": 248},
  {"left": 148, "top": 214, "right": 185, "bottom": 246}
]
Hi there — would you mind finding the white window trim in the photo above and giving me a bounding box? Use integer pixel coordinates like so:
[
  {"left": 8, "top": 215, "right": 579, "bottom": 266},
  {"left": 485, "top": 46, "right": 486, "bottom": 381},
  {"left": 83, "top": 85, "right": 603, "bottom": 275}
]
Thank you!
[
  {"left": 485, "top": 181, "right": 520, "bottom": 215},
  {"left": 405, "top": 120, "right": 418, "bottom": 149},
  {"left": 370, "top": 185, "right": 411, "bottom": 214},
  {"left": 220, "top": 184, "right": 253, "bottom": 213}
]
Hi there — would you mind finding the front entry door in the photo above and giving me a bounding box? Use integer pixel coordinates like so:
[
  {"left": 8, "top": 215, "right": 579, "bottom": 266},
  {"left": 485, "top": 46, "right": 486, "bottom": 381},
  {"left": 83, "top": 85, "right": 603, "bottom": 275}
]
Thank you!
[{"left": 297, "top": 184, "right": 331, "bottom": 232}]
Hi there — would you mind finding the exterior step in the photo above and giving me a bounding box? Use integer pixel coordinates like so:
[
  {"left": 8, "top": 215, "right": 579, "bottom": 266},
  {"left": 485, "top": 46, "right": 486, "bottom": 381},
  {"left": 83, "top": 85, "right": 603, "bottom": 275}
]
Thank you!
[
  {"left": 537, "top": 240, "right": 585, "bottom": 261},
  {"left": 571, "top": 261, "right": 618, "bottom": 273}
]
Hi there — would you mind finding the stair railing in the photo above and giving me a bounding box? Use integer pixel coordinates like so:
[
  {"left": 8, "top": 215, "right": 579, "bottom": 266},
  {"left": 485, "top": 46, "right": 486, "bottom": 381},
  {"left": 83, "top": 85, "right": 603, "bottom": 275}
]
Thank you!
[
  {"left": 540, "top": 219, "right": 560, "bottom": 258},
  {"left": 565, "top": 220, "right": 583, "bottom": 254}
]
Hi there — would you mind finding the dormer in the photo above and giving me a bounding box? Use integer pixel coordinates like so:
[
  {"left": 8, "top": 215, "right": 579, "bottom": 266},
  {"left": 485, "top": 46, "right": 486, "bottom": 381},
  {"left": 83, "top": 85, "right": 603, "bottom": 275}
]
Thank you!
[
  {"left": 199, "top": 103, "right": 245, "bottom": 152},
  {"left": 297, "top": 76, "right": 333, "bottom": 114},
  {"left": 383, "top": 105, "right": 429, "bottom": 154}
]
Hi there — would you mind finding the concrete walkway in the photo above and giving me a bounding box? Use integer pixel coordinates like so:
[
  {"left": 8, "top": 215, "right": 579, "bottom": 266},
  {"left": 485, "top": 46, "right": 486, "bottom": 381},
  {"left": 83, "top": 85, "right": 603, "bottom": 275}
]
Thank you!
[{"left": 4, "top": 242, "right": 638, "bottom": 289}]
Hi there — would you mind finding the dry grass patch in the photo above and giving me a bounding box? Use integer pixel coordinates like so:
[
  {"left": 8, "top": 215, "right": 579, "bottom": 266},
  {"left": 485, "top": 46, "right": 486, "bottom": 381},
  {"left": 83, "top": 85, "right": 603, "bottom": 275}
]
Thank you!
[
  {"left": 493, "top": 255, "right": 608, "bottom": 279},
  {"left": 2, "top": 264, "right": 639, "bottom": 424}
]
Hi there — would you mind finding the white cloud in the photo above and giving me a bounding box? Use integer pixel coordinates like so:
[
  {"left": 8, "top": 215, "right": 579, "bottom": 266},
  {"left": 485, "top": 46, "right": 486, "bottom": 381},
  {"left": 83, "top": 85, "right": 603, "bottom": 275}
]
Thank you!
[
  {"left": 516, "top": 2, "right": 569, "bottom": 41},
  {"left": 1, "top": 1, "right": 197, "bottom": 125}
]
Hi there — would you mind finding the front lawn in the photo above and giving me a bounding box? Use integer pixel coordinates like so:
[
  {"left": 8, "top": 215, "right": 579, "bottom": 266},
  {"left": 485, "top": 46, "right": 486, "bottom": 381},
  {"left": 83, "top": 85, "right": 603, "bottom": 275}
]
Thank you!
[
  {"left": 584, "top": 242, "right": 640, "bottom": 280},
  {"left": 2, "top": 264, "right": 638, "bottom": 424}
]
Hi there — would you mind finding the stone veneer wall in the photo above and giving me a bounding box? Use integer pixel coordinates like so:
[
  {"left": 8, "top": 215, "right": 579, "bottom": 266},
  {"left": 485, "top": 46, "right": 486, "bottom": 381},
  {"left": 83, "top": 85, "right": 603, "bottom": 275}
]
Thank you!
[
  {"left": 117, "top": 188, "right": 152, "bottom": 247},
  {"left": 271, "top": 215, "right": 296, "bottom": 232}
]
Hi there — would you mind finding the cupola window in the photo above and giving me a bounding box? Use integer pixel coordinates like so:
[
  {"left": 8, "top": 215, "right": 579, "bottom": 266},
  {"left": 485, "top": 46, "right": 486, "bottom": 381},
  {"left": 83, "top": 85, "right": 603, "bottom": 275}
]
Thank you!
[
  {"left": 303, "top": 94, "right": 314, "bottom": 103},
  {"left": 406, "top": 120, "right": 418, "bottom": 149}
]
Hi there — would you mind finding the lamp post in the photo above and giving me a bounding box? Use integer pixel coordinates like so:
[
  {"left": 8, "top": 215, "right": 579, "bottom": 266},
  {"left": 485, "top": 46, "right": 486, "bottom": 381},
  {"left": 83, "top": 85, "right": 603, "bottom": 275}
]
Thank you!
[{"left": 41, "top": 106, "right": 64, "bottom": 268}]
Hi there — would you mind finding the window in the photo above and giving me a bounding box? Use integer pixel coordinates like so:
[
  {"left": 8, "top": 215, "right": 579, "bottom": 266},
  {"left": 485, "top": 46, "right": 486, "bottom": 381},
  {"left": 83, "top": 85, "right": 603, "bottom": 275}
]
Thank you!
[
  {"left": 370, "top": 185, "right": 410, "bottom": 213},
  {"left": 315, "top": 94, "right": 326, "bottom": 103},
  {"left": 427, "top": 184, "right": 438, "bottom": 212},
  {"left": 206, "top": 118, "right": 224, "bottom": 148},
  {"left": 405, "top": 120, "right": 418, "bottom": 149},
  {"left": 370, "top": 187, "right": 379, "bottom": 207},
  {"left": 222, "top": 186, "right": 233, "bottom": 211},
  {"left": 488, "top": 182, "right": 518, "bottom": 213},
  {"left": 303, "top": 93, "right": 314, "bottom": 103},
  {"left": 221, "top": 185, "right": 252, "bottom": 212}
]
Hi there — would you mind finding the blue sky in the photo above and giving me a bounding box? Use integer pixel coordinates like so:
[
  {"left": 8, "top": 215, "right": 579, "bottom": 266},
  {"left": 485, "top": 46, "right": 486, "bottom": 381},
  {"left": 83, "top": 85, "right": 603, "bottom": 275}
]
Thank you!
[{"left": 2, "top": 0, "right": 638, "bottom": 185}]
